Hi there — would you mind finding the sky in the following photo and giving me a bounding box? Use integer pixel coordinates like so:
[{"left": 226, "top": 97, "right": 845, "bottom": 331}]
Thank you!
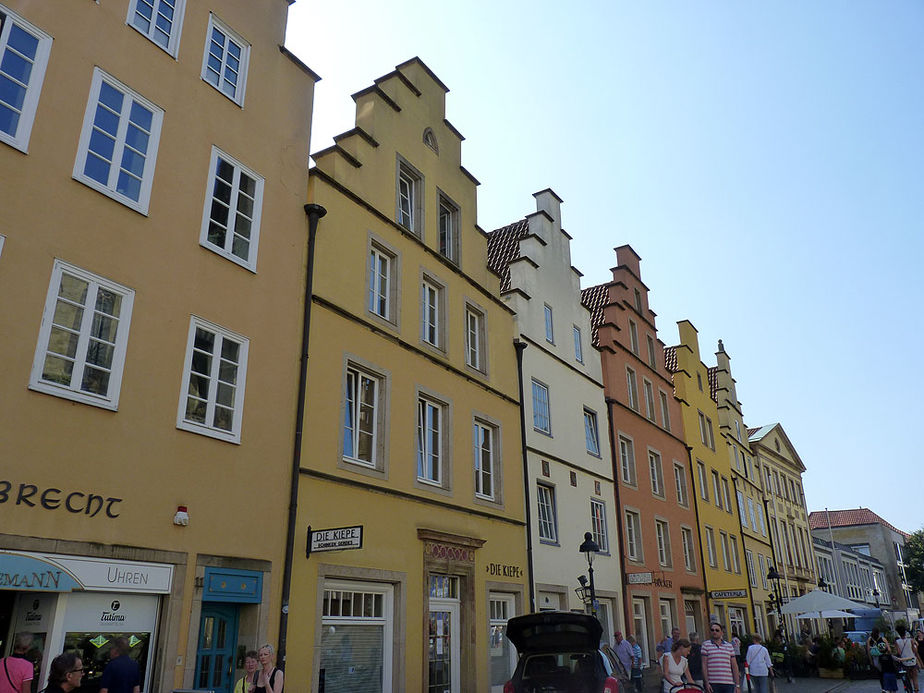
[{"left": 285, "top": 1, "right": 924, "bottom": 533}]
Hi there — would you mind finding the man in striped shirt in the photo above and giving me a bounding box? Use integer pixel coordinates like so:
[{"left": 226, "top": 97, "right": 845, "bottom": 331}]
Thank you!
[{"left": 702, "top": 622, "right": 741, "bottom": 693}]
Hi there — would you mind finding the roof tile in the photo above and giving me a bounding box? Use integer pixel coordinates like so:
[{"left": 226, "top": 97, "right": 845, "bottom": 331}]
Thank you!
[{"left": 486, "top": 219, "right": 529, "bottom": 293}]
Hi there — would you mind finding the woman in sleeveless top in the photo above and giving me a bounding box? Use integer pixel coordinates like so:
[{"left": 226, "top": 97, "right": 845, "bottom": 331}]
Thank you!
[
  {"left": 660, "top": 638, "right": 693, "bottom": 692},
  {"left": 256, "top": 643, "right": 284, "bottom": 693}
]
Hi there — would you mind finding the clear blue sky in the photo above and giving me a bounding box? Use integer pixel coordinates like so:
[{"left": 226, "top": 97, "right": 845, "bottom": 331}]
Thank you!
[{"left": 286, "top": 1, "right": 924, "bottom": 533}]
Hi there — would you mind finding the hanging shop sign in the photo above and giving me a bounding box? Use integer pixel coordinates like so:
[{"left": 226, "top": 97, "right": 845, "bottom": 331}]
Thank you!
[
  {"left": 710, "top": 590, "right": 748, "bottom": 599},
  {"left": 627, "top": 572, "right": 653, "bottom": 585},
  {"left": 307, "top": 525, "right": 363, "bottom": 556}
]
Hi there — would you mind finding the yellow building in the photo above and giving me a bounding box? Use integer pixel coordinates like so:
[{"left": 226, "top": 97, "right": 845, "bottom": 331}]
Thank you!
[
  {"left": 290, "top": 58, "right": 528, "bottom": 692},
  {"left": 667, "top": 322, "right": 752, "bottom": 635},
  {"left": 0, "top": 1, "right": 317, "bottom": 691},
  {"left": 712, "top": 340, "right": 775, "bottom": 636}
]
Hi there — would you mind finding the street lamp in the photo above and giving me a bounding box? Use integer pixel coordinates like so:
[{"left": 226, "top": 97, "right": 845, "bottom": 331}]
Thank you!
[
  {"left": 579, "top": 532, "right": 600, "bottom": 617},
  {"left": 767, "top": 566, "right": 793, "bottom": 683},
  {"left": 575, "top": 575, "right": 589, "bottom": 612}
]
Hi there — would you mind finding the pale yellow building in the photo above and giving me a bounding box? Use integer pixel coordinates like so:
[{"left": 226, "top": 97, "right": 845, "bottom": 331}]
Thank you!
[
  {"left": 291, "top": 58, "right": 528, "bottom": 692},
  {"left": 0, "top": 1, "right": 317, "bottom": 691},
  {"left": 667, "top": 321, "right": 752, "bottom": 636}
]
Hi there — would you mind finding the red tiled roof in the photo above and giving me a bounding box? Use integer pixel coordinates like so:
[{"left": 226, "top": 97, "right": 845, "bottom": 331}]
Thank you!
[
  {"left": 486, "top": 219, "right": 529, "bottom": 293},
  {"left": 580, "top": 283, "right": 609, "bottom": 347},
  {"left": 664, "top": 345, "right": 678, "bottom": 373},
  {"left": 808, "top": 508, "right": 909, "bottom": 538},
  {"left": 707, "top": 366, "right": 718, "bottom": 403},
  {"left": 747, "top": 426, "right": 761, "bottom": 437}
]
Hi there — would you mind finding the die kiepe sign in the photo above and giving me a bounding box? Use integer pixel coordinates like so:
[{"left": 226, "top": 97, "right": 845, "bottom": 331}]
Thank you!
[{"left": 307, "top": 525, "right": 363, "bottom": 556}]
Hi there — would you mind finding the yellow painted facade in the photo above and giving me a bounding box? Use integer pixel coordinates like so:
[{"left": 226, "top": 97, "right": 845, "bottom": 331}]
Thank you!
[
  {"left": 290, "top": 59, "right": 528, "bottom": 692},
  {"left": 670, "top": 321, "right": 753, "bottom": 635},
  {"left": 0, "top": 1, "right": 316, "bottom": 690}
]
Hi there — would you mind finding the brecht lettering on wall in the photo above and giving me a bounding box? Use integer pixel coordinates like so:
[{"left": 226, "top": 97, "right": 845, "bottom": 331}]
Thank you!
[{"left": 0, "top": 480, "right": 123, "bottom": 518}]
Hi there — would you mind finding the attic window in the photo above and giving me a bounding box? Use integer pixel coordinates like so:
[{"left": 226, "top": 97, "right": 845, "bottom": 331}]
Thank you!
[
  {"left": 775, "top": 439, "right": 780, "bottom": 452},
  {"left": 423, "top": 128, "right": 438, "bottom": 154}
]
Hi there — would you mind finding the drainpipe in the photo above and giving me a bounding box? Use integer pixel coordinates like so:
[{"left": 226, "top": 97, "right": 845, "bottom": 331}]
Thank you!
[
  {"left": 605, "top": 397, "right": 631, "bottom": 635},
  {"left": 278, "top": 203, "right": 327, "bottom": 664},
  {"left": 513, "top": 340, "right": 536, "bottom": 612}
]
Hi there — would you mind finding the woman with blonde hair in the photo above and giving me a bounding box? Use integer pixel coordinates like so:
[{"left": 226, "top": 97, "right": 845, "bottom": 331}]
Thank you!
[{"left": 255, "top": 643, "right": 283, "bottom": 693}]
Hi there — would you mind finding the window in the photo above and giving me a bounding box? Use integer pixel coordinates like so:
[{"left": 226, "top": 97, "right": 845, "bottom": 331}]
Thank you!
[
  {"left": 697, "top": 411, "right": 715, "bottom": 450},
  {"left": 628, "top": 320, "right": 639, "bottom": 354},
  {"left": 619, "top": 436, "right": 636, "bottom": 485},
  {"left": 757, "top": 504, "right": 767, "bottom": 536},
  {"left": 643, "top": 379, "right": 655, "bottom": 421},
  {"left": 625, "top": 510, "right": 642, "bottom": 561},
  {"left": 748, "top": 498, "right": 758, "bottom": 531},
  {"left": 649, "top": 451, "right": 664, "bottom": 497},
  {"left": 681, "top": 527, "right": 696, "bottom": 572},
  {"left": 465, "top": 305, "right": 485, "bottom": 372},
  {"left": 720, "top": 532, "right": 731, "bottom": 571},
  {"left": 735, "top": 419, "right": 741, "bottom": 441},
  {"left": 674, "top": 463, "right": 688, "bottom": 507},
  {"left": 531, "top": 379, "right": 551, "bottom": 434},
  {"left": 626, "top": 367, "right": 639, "bottom": 410},
  {"left": 201, "top": 14, "right": 249, "bottom": 105},
  {"left": 711, "top": 471, "right": 721, "bottom": 508},
  {"left": 759, "top": 555, "right": 767, "bottom": 588},
  {"left": 438, "top": 193, "right": 459, "bottom": 263},
  {"left": 583, "top": 408, "right": 600, "bottom": 455},
  {"left": 368, "top": 243, "right": 394, "bottom": 321},
  {"left": 737, "top": 491, "right": 748, "bottom": 528},
  {"left": 473, "top": 420, "right": 496, "bottom": 500},
  {"left": 489, "top": 594, "right": 516, "bottom": 689},
  {"left": 705, "top": 527, "right": 717, "bottom": 567},
  {"left": 200, "top": 146, "right": 264, "bottom": 270},
  {"left": 590, "top": 499, "right": 608, "bottom": 553},
  {"left": 0, "top": 5, "right": 51, "bottom": 152},
  {"left": 573, "top": 326, "right": 583, "bottom": 363},
  {"left": 396, "top": 158, "right": 422, "bottom": 234},
  {"left": 342, "top": 364, "right": 380, "bottom": 468},
  {"left": 647, "top": 334, "right": 657, "bottom": 368},
  {"left": 73, "top": 68, "right": 163, "bottom": 213},
  {"left": 721, "top": 477, "right": 732, "bottom": 513},
  {"left": 730, "top": 535, "right": 741, "bottom": 573},
  {"left": 420, "top": 277, "right": 443, "bottom": 348},
  {"left": 30, "top": 260, "right": 135, "bottom": 410},
  {"left": 697, "top": 461, "right": 709, "bottom": 501},
  {"left": 655, "top": 520, "right": 671, "bottom": 567},
  {"left": 544, "top": 304, "right": 554, "bottom": 343},
  {"left": 177, "top": 317, "right": 248, "bottom": 442},
  {"left": 537, "top": 484, "right": 557, "bottom": 543},
  {"left": 127, "top": 0, "right": 185, "bottom": 55},
  {"left": 746, "top": 550, "right": 757, "bottom": 587},
  {"left": 659, "top": 390, "right": 671, "bottom": 431},
  {"left": 634, "top": 288, "right": 642, "bottom": 312},
  {"left": 416, "top": 395, "right": 444, "bottom": 486}
]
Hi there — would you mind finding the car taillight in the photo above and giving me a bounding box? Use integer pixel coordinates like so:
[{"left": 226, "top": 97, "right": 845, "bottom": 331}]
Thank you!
[
  {"left": 603, "top": 676, "right": 620, "bottom": 693},
  {"left": 503, "top": 680, "right": 515, "bottom": 693}
]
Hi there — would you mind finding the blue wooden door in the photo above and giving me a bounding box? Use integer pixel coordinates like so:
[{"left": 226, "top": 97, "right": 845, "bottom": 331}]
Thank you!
[{"left": 194, "top": 604, "right": 238, "bottom": 693}]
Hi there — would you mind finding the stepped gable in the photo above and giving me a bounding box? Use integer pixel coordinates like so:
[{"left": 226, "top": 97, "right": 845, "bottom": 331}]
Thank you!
[
  {"left": 486, "top": 219, "right": 528, "bottom": 292},
  {"left": 580, "top": 283, "right": 609, "bottom": 348}
]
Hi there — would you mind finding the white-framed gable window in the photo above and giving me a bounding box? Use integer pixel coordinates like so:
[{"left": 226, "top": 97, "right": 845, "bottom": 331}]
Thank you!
[
  {"left": 343, "top": 364, "right": 380, "bottom": 468},
  {"left": 473, "top": 419, "right": 497, "bottom": 500},
  {"left": 127, "top": 0, "right": 185, "bottom": 56},
  {"left": 73, "top": 69, "right": 163, "bottom": 214},
  {"left": 590, "top": 499, "right": 608, "bottom": 553},
  {"left": 438, "top": 192, "right": 459, "bottom": 263},
  {"left": 177, "top": 317, "right": 248, "bottom": 443},
  {"left": 0, "top": 5, "right": 52, "bottom": 153},
  {"left": 368, "top": 242, "right": 396, "bottom": 323},
  {"left": 30, "top": 260, "right": 134, "bottom": 410},
  {"left": 396, "top": 157, "right": 423, "bottom": 235},
  {"left": 583, "top": 408, "right": 600, "bottom": 456},
  {"left": 201, "top": 14, "right": 249, "bottom": 105},
  {"left": 200, "top": 146, "right": 264, "bottom": 270},
  {"left": 573, "top": 325, "right": 583, "bottom": 363},
  {"left": 465, "top": 304, "right": 485, "bottom": 372},
  {"left": 416, "top": 395, "right": 445, "bottom": 486},
  {"left": 420, "top": 275, "right": 444, "bottom": 349}
]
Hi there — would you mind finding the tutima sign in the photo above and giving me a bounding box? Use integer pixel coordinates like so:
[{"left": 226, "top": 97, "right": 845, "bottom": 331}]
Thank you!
[{"left": 308, "top": 525, "right": 363, "bottom": 555}]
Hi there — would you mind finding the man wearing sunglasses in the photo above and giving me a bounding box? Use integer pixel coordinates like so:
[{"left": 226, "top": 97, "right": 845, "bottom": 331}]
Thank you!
[{"left": 701, "top": 622, "right": 740, "bottom": 693}]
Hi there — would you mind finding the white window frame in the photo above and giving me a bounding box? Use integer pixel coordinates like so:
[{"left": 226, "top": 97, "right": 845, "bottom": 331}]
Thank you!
[
  {"left": 759, "top": 555, "right": 768, "bottom": 589},
  {"left": 464, "top": 304, "right": 485, "bottom": 372},
  {"left": 746, "top": 550, "right": 757, "bottom": 587},
  {"left": 531, "top": 379, "right": 551, "bottom": 434},
  {"left": 591, "top": 499, "right": 609, "bottom": 553},
  {"left": 176, "top": 316, "right": 249, "bottom": 443},
  {"left": 659, "top": 390, "right": 671, "bottom": 431},
  {"left": 720, "top": 531, "right": 731, "bottom": 571},
  {"left": 437, "top": 191, "right": 459, "bottom": 263},
  {"left": 396, "top": 156, "right": 423, "bottom": 235},
  {"left": 537, "top": 483, "right": 558, "bottom": 543},
  {"left": 673, "top": 463, "right": 688, "bottom": 507},
  {"left": 681, "top": 526, "right": 696, "bottom": 572},
  {"left": 29, "top": 260, "right": 135, "bottom": 410},
  {"left": 201, "top": 13, "right": 250, "bottom": 105},
  {"left": 416, "top": 394, "right": 446, "bottom": 487},
  {"left": 625, "top": 509, "right": 642, "bottom": 561},
  {"left": 655, "top": 519, "right": 671, "bottom": 567},
  {"left": 712, "top": 470, "right": 722, "bottom": 508},
  {"left": 649, "top": 451, "right": 664, "bottom": 497},
  {"left": 643, "top": 378, "right": 655, "bottom": 421},
  {"left": 619, "top": 435, "right": 636, "bottom": 486},
  {"left": 420, "top": 276, "right": 443, "bottom": 349},
  {"left": 628, "top": 319, "right": 639, "bottom": 354},
  {"left": 573, "top": 325, "right": 583, "bottom": 363},
  {"left": 721, "top": 477, "right": 732, "bottom": 513},
  {"left": 697, "top": 461, "right": 709, "bottom": 501},
  {"left": 737, "top": 491, "right": 748, "bottom": 528},
  {"left": 368, "top": 242, "right": 395, "bottom": 322},
  {"left": 473, "top": 419, "right": 497, "bottom": 501},
  {"left": 342, "top": 363, "right": 381, "bottom": 469},
  {"left": 647, "top": 334, "right": 657, "bottom": 368},
  {"left": 583, "top": 408, "right": 600, "bottom": 456},
  {"left": 0, "top": 4, "right": 52, "bottom": 152},
  {"left": 73, "top": 68, "right": 164, "bottom": 214},
  {"left": 126, "top": 0, "right": 186, "bottom": 57},
  {"left": 543, "top": 304, "right": 554, "bottom": 343},
  {"left": 626, "top": 366, "right": 639, "bottom": 411},
  {"left": 730, "top": 535, "right": 741, "bottom": 573},
  {"left": 706, "top": 527, "right": 717, "bottom": 567},
  {"left": 199, "top": 146, "right": 264, "bottom": 271}
]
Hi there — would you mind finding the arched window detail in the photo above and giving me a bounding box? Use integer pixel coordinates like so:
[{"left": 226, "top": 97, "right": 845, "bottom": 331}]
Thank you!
[{"left": 423, "top": 127, "right": 439, "bottom": 154}]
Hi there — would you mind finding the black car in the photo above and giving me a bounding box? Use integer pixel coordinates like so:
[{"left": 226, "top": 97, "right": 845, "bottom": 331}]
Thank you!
[{"left": 504, "top": 611, "right": 621, "bottom": 693}]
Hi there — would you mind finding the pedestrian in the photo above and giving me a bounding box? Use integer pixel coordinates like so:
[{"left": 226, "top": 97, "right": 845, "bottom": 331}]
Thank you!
[
  {"left": 234, "top": 650, "right": 260, "bottom": 693},
  {"left": 612, "top": 631, "right": 634, "bottom": 691},
  {"left": 660, "top": 638, "right": 693, "bottom": 692},
  {"left": 44, "top": 652, "right": 84, "bottom": 693},
  {"left": 688, "top": 632, "right": 704, "bottom": 687},
  {"left": 895, "top": 624, "right": 919, "bottom": 693},
  {"left": 627, "top": 634, "right": 644, "bottom": 693},
  {"left": 880, "top": 643, "right": 900, "bottom": 693},
  {"left": 0, "top": 633, "right": 34, "bottom": 693},
  {"left": 100, "top": 636, "right": 141, "bottom": 693},
  {"left": 745, "top": 633, "right": 774, "bottom": 693},
  {"left": 255, "top": 643, "right": 283, "bottom": 693},
  {"left": 731, "top": 628, "right": 744, "bottom": 687},
  {"left": 702, "top": 622, "right": 741, "bottom": 693},
  {"left": 869, "top": 628, "right": 888, "bottom": 691}
]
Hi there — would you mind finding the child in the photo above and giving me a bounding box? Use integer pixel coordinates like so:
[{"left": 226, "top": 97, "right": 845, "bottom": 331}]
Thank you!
[{"left": 881, "top": 647, "right": 900, "bottom": 693}]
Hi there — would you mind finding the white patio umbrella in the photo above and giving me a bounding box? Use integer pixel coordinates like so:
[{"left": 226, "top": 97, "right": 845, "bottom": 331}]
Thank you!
[
  {"left": 795, "top": 610, "right": 854, "bottom": 619},
  {"left": 779, "top": 589, "right": 867, "bottom": 615}
]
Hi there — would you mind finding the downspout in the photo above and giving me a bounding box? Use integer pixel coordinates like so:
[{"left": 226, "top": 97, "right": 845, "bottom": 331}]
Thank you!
[
  {"left": 731, "top": 474, "right": 758, "bottom": 631},
  {"left": 514, "top": 340, "right": 536, "bottom": 612},
  {"left": 277, "top": 203, "right": 327, "bottom": 664},
  {"left": 686, "top": 445, "right": 710, "bottom": 628},
  {"left": 605, "top": 397, "right": 631, "bottom": 634}
]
